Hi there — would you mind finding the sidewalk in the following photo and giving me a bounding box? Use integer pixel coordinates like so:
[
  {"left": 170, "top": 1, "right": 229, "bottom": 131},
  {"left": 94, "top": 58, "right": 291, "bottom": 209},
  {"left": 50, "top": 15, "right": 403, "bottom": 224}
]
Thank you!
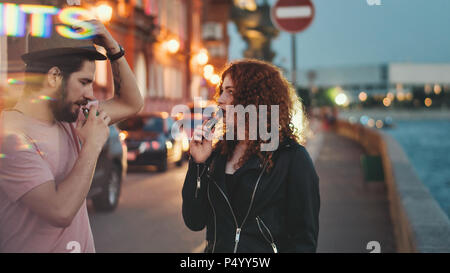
[{"left": 310, "top": 129, "right": 396, "bottom": 253}]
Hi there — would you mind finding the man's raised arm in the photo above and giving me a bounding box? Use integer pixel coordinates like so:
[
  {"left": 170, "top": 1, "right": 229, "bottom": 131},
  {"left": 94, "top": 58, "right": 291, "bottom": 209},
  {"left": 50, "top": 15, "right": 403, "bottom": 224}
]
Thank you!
[{"left": 89, "top": 20, "right": 144, "bottom": 125}]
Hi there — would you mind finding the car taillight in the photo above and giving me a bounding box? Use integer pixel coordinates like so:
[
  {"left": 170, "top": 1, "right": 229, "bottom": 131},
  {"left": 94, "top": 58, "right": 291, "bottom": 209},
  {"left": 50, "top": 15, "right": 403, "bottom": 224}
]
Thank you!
[{"left": 151, "top": 141, "right": 160, "bottom": 150}]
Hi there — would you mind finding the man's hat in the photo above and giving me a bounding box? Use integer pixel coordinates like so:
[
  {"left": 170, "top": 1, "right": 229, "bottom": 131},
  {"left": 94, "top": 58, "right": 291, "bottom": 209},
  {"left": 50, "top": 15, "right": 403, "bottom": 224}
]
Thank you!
[{"left": 21, "top": 24, "right": 107, "bottom": 63}]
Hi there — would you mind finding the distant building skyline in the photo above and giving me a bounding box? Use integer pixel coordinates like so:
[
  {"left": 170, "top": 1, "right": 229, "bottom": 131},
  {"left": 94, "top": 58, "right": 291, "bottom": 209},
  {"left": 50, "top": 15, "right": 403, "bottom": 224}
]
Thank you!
[{"left": 228, "top": 0, "right": 450, "bottom": 71}]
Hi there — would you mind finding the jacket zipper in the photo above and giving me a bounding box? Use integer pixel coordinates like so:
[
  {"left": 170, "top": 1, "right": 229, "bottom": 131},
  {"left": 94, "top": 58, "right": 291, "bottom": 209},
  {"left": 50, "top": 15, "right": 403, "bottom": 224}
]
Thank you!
[
  {"left": 206, "top": 180, "right": 217, "bottom": 253},
  {"left": 195, "top": 177, "right": 201, "bottom": 198},
  {"left": 256, "top": 216, "right": 278, "bottom": 253},
  {"left": 212, "top": 180, "right": 240, "bottom": 252},
  {"left": 195, "top": 163, "right": 206, "bottom": 199},
  {"left": 212, "top": 160, "right": 268, "bottom": 253}
]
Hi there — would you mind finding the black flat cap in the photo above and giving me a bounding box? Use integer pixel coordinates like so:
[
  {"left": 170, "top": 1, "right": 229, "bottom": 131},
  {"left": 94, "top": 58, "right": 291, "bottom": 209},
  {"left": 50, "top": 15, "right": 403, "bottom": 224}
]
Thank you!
[{"left": 21, "top": 24, "right": 107, "bottom": 63}]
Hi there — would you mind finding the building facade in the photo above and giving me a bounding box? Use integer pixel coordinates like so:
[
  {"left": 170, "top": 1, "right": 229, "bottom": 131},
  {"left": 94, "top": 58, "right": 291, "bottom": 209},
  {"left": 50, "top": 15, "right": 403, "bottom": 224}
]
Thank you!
[
  {"left": 298, "top": 63, "right": 450, "bottom": 103},
  {"left": 1, "top": 0, "right": 233, "bottom": 114}
]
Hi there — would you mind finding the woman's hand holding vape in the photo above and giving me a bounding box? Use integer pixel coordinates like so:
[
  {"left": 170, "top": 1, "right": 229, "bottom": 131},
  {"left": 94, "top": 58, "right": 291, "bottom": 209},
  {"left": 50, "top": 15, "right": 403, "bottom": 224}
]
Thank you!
[{"left": 190, "top": 119, "right": 216, "bottom": 164}]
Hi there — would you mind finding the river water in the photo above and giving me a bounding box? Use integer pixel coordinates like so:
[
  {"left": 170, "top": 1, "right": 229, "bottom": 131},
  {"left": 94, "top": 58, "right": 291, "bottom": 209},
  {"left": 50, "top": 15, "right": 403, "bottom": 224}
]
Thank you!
[{"left": 386, "top": 120, "right": 450, "bottom": 217}]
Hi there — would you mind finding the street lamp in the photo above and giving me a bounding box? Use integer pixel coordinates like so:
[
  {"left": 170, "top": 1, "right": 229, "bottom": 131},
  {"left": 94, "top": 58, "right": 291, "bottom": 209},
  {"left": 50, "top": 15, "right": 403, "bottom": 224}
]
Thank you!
[
  {"left": 358, "top": 91, "right": 368, "bottom": 102},
  {"left": 164, "top": 39, "right": 180, "bottom": 54},
  {"left": 335, "top": 93, "right": 349, "bottom": 107},
  {"left": 194, "top": 49, "right": 209, "bottom": 66},
  {"left": 94, "top": 3, "right": 113, "bottom": 23},
  {"left": 210, "top": 74, "right": 221, "bottom": 85},
  {"left": 203, "top": 64, "right": 214, "bottom": 80}
]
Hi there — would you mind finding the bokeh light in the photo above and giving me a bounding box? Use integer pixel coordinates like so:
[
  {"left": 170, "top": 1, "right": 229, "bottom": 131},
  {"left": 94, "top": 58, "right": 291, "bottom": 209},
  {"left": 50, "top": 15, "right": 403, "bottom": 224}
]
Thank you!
[
  {"left": 424, "top": 84, "right": 432, "bottom": 95},
  {"left": 358, "top": 92, "right": 367, "bottom": 102},
  {"left": 210, "top": 74, "right": 220, "bottom": 85},
  {"left": 434, "top": 84, "right": 442, "bottom": 95},
  {"left": 195, "top": 49, "right": 209, "bottom": 66},
  {"left": 94, "top": 4, "right": 113, "bottom": 23},
  {"left": 375, "top": 120, "right": 384, "bottom": 129},
  {"left": 165, "top": 39, "right": 180, "bottom": 54},
  {"left": 335, "top": 93, "right": 349, "bottom": 106},
  {"left": 203, "top": 64, "right": 214, "bottom": 79}
]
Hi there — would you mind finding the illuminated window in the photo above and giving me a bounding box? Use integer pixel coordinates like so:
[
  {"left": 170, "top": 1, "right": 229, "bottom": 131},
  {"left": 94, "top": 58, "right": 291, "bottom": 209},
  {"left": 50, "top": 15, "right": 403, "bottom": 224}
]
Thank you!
[
  {"left": 163, "top": 66, "right": 172, "bottom": 99},
  {"left": 207, "top": 43, "right": 226, "bottom": 57},
  {"left": 148, "top": 0, "right": 159, "bottom": 16},
  {"left": 148, "top": 61, "right": 156, "bottom": 97},
  {"left": 157, "top": 63, "right": 164, "bottom": 98},
  {"left": 162, "top": 66, "right": 183, "bottom": 99},
  {"left": 135, "top": 52, "right": 147, "bottom": 98},
  {"left": 202, "top": 22, "right": 223, "bottom": 40},
  {"left": 0, "top": 36, "right": 7, "bottom": 89},
  {"left": 158, "top": 0, "right": 166, "bottom": 29}
]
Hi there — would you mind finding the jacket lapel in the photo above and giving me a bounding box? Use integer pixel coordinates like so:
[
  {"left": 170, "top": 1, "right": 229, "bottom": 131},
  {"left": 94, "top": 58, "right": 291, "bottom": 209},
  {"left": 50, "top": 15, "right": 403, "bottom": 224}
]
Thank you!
[{"left": 210, "top": 153, "right": 227, "bottom": 194}]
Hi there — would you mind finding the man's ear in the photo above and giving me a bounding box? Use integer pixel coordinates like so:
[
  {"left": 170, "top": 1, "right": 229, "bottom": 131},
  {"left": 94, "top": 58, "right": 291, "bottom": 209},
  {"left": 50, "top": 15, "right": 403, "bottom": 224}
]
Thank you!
[{"left": 47, "top": 67, "right": 62, "bottom": 88}]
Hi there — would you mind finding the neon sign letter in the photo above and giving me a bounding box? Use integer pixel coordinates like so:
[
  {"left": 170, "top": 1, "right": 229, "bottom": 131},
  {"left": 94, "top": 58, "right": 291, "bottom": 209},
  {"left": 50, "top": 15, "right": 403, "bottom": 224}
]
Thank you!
[
  {"left": 0, "top": 3, "right": 95, "bottom": 39},
  {"left": 57, "top": 7, "right": 95, "bottom": 40},
  {"left": 20, "top": 5, "right": 59, "bottom": 38},
  {"left": 0, "top": 3, "right": 26, "bottom": 37}
]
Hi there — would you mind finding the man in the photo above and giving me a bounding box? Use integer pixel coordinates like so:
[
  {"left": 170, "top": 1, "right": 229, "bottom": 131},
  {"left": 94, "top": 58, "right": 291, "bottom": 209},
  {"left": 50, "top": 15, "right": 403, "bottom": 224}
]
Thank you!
[{"left": 0, "top": 20, "right": 144, "bottom": 252}]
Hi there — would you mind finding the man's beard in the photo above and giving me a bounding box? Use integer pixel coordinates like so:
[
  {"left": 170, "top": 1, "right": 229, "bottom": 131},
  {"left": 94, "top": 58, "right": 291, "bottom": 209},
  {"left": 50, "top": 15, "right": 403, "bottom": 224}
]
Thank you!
[{"left": 49, "top": 81, "right": 81, "bottom": 123}]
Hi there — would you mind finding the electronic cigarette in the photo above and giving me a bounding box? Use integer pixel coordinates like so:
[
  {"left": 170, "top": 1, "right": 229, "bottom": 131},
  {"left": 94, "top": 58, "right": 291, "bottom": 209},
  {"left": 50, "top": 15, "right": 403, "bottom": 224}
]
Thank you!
[
  {"left": 204, "top": 116, "right": 218, "bottom": 131},
  {"left": 205, "top": 109, "right": 221, "bottom": 131},
  {"left": 82, "top": 100, "right": 100, "bottom": 119},
  {"left": 82, "top": 108, "right": 99, "bottom": 119}
]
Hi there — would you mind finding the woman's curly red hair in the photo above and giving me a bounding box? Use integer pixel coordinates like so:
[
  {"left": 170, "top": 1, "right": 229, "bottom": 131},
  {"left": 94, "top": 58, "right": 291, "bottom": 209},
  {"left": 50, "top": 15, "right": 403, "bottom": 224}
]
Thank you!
[{"left": 214, "top": 59, "right": 307, "bottom": 171}]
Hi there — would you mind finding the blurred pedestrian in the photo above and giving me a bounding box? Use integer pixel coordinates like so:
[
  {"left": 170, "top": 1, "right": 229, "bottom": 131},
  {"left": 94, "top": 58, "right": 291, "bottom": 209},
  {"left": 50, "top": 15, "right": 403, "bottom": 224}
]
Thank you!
[
  {"left": 182, "top": 59, "right": 320, "bottom": 253},
  {"left": 0, "top": 20, "right": 143, "bottom": 253}
]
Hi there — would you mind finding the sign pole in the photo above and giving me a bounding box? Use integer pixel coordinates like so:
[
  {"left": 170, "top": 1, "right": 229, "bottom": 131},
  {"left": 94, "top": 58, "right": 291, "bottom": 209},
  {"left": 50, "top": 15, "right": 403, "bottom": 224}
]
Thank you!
[
  {"left": 271, "top": 0, "right": 315, "bottom": 87},
  {"left": 291, "top": 33, "right": 297, "bottom": 87}
]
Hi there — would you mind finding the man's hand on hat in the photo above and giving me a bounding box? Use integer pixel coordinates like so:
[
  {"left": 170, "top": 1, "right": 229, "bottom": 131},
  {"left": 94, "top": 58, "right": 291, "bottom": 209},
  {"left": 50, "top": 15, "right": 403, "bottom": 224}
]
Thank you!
[{"left": 88, "top": 19, "right": 121, "bottom": 55}]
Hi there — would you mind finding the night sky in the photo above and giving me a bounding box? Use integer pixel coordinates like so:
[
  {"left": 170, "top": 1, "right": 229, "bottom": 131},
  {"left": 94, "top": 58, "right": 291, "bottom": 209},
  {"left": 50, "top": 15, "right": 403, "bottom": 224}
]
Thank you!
[{"left": 228, "top": 0, "right": 450, "bottom": 71}]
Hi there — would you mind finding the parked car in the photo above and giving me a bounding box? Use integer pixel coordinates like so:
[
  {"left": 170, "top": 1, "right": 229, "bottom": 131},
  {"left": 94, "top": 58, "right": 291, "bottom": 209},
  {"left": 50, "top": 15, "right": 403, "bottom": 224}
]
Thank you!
[
  {"left": 118, "top": 112, "right": 185, "bottom": 172},
  {"left": 88, "top": 125, "right": 127, "bottom": 212}
]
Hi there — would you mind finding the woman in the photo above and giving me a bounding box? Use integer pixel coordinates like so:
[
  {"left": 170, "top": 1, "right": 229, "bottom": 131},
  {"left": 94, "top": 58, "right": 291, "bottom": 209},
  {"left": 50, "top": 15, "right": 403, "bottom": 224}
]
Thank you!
[{"left": 182, "top": 59, "right": 320, "bottom": 253}]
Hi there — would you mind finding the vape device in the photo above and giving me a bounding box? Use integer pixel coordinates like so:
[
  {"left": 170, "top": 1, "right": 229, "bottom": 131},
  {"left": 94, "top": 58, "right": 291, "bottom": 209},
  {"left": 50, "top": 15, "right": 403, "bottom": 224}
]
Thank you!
[
  {"left": 82, "top": 100, "right": 99, "bottom": 119},
  {"left": 204, "top": 116, "right": 218, "bottom": 131},
  {"left": 204, "top": 109, "right": 221, "bottom": 131}
]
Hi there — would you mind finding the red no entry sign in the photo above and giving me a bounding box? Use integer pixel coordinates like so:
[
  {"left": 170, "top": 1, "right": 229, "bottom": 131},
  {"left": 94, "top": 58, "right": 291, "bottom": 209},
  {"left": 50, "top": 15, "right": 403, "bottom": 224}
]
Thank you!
[{"left": 271, "top": 0, "right": 315, "bottom": 34}]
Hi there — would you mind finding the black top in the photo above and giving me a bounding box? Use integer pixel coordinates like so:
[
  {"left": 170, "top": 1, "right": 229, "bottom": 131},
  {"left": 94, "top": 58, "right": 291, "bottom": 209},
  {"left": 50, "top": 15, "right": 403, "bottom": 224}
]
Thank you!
[
  {"left": 225, "top": 173, "right": 238, "bottom": 214},
  {"left": 225, "top": 173, "right": 237, "bottom": 194}
]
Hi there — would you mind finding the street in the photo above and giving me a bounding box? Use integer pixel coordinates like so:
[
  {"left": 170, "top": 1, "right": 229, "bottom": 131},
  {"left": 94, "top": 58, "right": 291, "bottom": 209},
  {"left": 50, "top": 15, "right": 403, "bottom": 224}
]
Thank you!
[
  {"left": 88, "top": 126, "right": 396, "bottom": 253},
  {"left": 88, "top": 163, "right": 206, "bottom": 253}
]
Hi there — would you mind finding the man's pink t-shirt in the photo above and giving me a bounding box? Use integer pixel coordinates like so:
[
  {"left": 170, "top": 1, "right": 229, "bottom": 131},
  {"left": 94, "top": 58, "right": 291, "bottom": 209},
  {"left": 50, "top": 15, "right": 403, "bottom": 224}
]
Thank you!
[{"left": 0, "top": 110, "right": 95, "bottom": 253}]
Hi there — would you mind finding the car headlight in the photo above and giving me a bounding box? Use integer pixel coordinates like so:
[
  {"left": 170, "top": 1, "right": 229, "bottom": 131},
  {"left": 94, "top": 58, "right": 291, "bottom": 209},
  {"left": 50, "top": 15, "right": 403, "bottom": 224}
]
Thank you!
[
  {"left": 182, "top": 137, "right": 189, "bottom": 152},
  {"left": 165, "top": 141, "right": 173, "bottom": 149},
  {"left": 139, "top": 142, "right": 150, "bottom": 153},
  {"left": 119, "top": 130, "right": 128, "bottom": 141}
]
